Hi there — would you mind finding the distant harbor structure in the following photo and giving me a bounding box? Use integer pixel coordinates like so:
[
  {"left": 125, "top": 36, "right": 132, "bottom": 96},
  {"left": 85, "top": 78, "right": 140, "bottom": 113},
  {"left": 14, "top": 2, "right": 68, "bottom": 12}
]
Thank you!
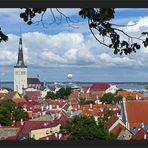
[{"left": 67, "top": 73, "right": 72, "bottom": 84}]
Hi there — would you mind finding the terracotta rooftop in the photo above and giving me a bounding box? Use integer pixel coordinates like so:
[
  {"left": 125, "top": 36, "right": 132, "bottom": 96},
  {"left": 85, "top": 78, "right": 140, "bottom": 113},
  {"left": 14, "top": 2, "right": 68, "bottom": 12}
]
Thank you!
[
  {"left": 12, "top": 98, "right": 27, "bottom": 104},
  {"left": 132, "top": 128, "right": 148, "bottom": 140},
  {"left": 125, "top": 100, "right": 148, "bottom": 125},
  {"left": 111, "top": 123, "right": 126, "bottom": 136},
  {"left": 105, "top": 115, "right": 119, "bottom": 129},
  {"left": 91, "top": 84, "right": 110, "bottom": 91},
  {"left": 46, "top": 99, "right": 67, "bottom": 108},
  {"left": 118, "top": 91, "right": 142, "bottom": 99},
  {"left": 26, "top": 91, "right": 41, "bottom": 100},
  {"left": 16, "top": 120, "right": 60, "bottom": 139},
  {"left": 3, "top": 92, "right": 19, "bottom": 100},
  {"left": 70, "top": 91, "right": 79, "bottom": 98}
]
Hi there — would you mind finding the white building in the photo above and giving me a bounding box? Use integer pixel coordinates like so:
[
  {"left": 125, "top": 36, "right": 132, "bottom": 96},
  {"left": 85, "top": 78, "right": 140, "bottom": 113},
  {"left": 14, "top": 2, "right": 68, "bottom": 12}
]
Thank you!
[
  {"left": 14, "top": 35, "right": 27, "bottom": 94},
  {"left": 105, "top": 84, "right": 119, "bottom": 94}
]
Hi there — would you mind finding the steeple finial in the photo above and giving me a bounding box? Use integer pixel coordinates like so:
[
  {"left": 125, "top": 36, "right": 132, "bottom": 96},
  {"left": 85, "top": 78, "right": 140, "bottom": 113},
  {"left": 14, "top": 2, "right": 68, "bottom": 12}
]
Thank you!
[{"left": 19, "top": 24, "right": 22, "bottom": 47}]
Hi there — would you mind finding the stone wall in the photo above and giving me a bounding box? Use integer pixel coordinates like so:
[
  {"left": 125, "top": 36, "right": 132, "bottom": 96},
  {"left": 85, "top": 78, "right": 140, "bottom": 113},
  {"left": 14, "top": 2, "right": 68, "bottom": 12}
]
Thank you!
[{"left": 0, "top": 127, "right": 20, "bottom": 140}]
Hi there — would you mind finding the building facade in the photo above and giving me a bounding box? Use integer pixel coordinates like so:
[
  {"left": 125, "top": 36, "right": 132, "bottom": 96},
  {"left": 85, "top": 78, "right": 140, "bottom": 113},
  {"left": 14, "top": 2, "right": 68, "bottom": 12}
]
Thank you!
[{"left": 14, "top": 35, "right": 27, "bottom": 94}]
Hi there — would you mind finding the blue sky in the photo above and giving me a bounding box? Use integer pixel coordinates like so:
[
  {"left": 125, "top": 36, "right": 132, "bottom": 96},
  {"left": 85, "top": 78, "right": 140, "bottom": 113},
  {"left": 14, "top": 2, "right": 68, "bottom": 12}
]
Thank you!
[{"left": 0, "top": 8, "right": 148, "bottom": 82}]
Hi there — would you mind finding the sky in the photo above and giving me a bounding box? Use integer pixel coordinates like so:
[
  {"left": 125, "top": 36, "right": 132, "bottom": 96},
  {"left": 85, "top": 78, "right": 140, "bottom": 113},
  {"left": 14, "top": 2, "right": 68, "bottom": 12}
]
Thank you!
[{"left": 0, "top": 8, "right": 148, "bottom": 82}]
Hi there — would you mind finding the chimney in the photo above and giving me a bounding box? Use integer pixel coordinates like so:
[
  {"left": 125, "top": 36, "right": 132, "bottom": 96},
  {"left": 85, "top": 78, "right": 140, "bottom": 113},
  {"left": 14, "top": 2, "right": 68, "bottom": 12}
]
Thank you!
[
  {"left": 46, "top": 137, "right": 49, "bottom": 140},
  {"left": 41, "top": 106, "right": 44, "bottom": 111},
  {"left": 144, "top": 134, "right": 147, "bottom": 140},
  {"left": 100, "top": 108, "right": 103, "bottom": 112},
  {"left": 58, "top": 133, "right": 62, "bottom": 139},
  {"left": 96, "top": 95, "right": 98, "bottom": 99},
  {"left": 116, "top": 113, "right": 120, "bottom": 117},
  {"left": 78, "top": 104, "right": 80, "bottom": 109},
  {"left": 44, "top": 123, "right": 48, "bottom": 127},
  {"left": 46, "top": 105, "right": 49, "bottom": 110},
  {"left": 141, "top": 122, "right": 144, "bottom": 129},
  {"left": 46, "top": 130, "right": 49, "bottom": 135},
  {"left": 125, "top": 122, "right": 128, "bottom": 129},
  {"left": 90, "top": 104, "right": 93, "bottom": 109},
  {"left": 20, "top": 119, "right": 24, "bottom": 126},
  {"left": 122, "top": 97, "right": 126, "bottom": 102},
  {"left": 55, "top": 132, "right": 58, "bottom": 139},
  {"left": 136, "top": 95, "right": 138, "bottom": 100}
]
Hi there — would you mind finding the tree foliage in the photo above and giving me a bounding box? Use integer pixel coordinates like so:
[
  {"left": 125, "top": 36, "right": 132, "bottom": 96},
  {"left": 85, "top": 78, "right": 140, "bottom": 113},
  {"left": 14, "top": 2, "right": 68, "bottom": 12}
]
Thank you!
[
  {"left": 45, "top": 87, "right": 72, "bottom": 100},
  {"left": 0, "top": 8, "right": 148, "bottom": 55},
  {"left": 79, "top": 8, "right": 148, "bottom": 55},
  {"left": 56, "top": 87, "right": 72, "bottom": 99},
  {"left": 78, "top": 98, "right": 95, "bottom": 105},
  {"left": 0, "top": 100, "right": 28, "bottom": 126},
  {"left": 144, "top": 85, "right": 148, "bottom": 90},
  {"left": 60, "top": 115, "right": 116, "bottom": 140},
  {"left": 100, "top": 93, "right": 122, "bottom": 104},
  {"left": 126, "top": 96, "right": 134, "bottom": 101},
  {"left": 45, "top": 91, "right": 57, "bottom": 99},
  {"left": 0, "top": 28, "right": 8, "bottom": 43}
]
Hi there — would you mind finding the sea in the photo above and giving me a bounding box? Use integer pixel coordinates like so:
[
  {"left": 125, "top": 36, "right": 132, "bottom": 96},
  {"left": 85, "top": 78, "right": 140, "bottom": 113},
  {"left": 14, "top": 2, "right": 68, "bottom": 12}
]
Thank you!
[{"left": 0, "top": 81, "right": 148, "bottom": 91}]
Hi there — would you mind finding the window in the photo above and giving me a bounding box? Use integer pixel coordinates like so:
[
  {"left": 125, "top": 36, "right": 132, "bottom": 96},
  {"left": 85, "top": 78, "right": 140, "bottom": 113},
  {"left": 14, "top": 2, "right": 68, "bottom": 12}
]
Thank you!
[
  {"left": 15, "top": 72, "right": 19, "bottom": 75},
  {"left": 21, "top": 72, "right": 26, "bottom": 75}
]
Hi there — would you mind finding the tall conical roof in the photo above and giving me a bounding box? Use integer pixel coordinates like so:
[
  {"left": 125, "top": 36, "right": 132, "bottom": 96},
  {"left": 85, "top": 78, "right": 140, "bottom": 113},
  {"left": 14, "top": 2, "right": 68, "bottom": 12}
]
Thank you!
[{"left": 14, "top": 35, "right": 27, "bottom": 68}]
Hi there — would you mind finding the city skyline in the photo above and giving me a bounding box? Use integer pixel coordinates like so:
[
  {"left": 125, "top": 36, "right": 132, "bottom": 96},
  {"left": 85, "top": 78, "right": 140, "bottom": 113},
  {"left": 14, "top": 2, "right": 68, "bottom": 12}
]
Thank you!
[{"left": 0, "top": 8, "right": 148, "bottom": 82}]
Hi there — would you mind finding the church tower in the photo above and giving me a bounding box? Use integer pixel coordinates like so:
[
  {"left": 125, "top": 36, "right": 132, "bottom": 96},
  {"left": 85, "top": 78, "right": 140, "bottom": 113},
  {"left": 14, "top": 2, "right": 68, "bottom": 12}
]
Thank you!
[{"left": 14, "top": 35, "right": 27, "bottom": 94}]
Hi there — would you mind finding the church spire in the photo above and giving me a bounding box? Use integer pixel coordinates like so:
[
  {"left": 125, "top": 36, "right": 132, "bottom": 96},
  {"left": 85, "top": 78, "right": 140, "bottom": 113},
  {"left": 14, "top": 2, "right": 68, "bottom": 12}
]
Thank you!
[{"left": 15, "top": 34, "right": 27, "bottom": 68}]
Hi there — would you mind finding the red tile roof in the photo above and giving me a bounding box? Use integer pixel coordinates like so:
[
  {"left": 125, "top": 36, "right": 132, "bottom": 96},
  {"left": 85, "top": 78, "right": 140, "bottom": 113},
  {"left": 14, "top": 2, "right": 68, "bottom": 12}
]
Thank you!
[
  {"left": 118, "top": 91, "right": 142, "bottom": 99},
  {"left": 26, "top": 91, "right": 41, "bottom": 100},
  {"left": 91, "top": 84, "right": 110, "bottom": 91},
  {"left": 105, "top": 115, "right": 126, "bottom": 136},
  {"left": 80, "top": 109, "right": 104, "bottom": 116},
  {"left": 81, "top": 84, "right": 110, "bottom": 92},
  {"left": 125, "top": 100, "right": 148, "bottom": 126},
  {"left": 0, "top": 93, "right": 7, "bottom": 98},
  {"left": 12, "top": 98, "right": 27, "bottom": 104},
  {"left": 105, "top": 115, "right": 119, "bottom": 129},
  {"left": 16, "top": 112, "right": 67, "bottom": 139},
  {"left": 111, "top": 123, "right": 126, "bottom": 136},
  {"left": 3, "top": 92, "right": 20, "bottom": 100},
  {"left": 6, "top": 136, "right": 17, "bottom": 140},
  {"left": 70, "top": 91, "right": 79, "bottom": 98},
  {"left": 21, "top": 101, "right": 41, "bottom": 106},
  {"left": 16, "top": 121, "right": 60, "bottom": 139},
  {"left": 47, "top": 99, "right": 67, "bottom": 108},
  {"left": 132, "top": 128, "right": 148, "bottom": 140}
]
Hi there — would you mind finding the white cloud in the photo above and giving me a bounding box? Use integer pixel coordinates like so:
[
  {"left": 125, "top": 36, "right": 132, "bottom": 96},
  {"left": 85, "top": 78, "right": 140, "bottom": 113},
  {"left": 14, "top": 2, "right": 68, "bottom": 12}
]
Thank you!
[
  {"left": 97, "top": 53, "right": 143, "bottom": 66},
  {"left": 0, "top": 31, "right": 146, "bottom": 68},
  {"left": 0, "top": 12, "right": 148, "bottom": 68},
  {"left": 122, "top": 16, "right": 148, "bottom": 33}
]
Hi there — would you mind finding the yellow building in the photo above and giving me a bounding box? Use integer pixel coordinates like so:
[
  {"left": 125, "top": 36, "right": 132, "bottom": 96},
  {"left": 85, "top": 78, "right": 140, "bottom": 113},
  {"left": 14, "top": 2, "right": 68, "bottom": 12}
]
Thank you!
[{"left": 30, "top": 124, "right": 61, "bottom": 140}]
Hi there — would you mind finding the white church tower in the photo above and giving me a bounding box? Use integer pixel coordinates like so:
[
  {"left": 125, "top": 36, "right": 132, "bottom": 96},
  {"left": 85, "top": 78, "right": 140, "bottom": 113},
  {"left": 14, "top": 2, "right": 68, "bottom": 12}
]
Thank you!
[{"left": 14, "top": 35, "right": 27, "bottom": 94}]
